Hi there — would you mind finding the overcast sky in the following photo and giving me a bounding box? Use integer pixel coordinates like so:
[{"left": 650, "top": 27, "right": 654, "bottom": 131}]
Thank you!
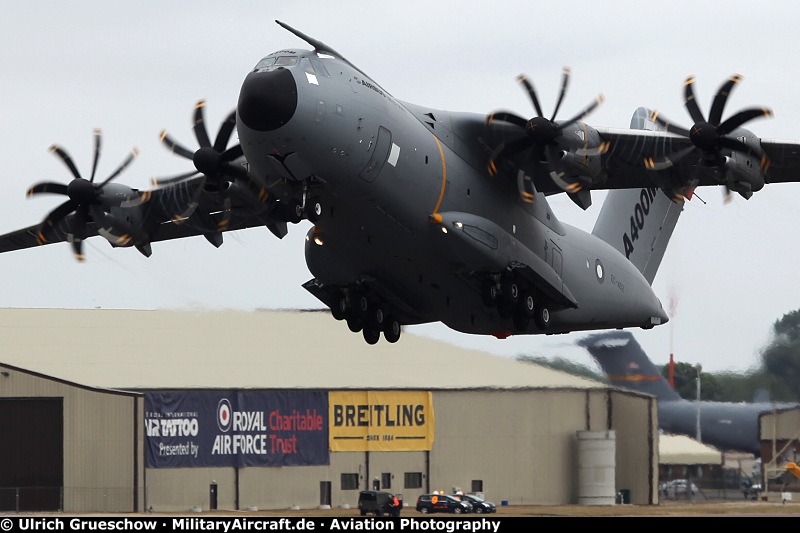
[{"left": 0, "top": 1, "right": 798, "bottom": 375}]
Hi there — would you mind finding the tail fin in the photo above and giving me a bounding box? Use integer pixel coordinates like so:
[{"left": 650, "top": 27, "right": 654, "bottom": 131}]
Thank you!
[
  {"left": 577, "top": 330, "right": 682, "bottom": 401},
  {"left": 591, "top": 107, "right": 684, "bottom": 284}
]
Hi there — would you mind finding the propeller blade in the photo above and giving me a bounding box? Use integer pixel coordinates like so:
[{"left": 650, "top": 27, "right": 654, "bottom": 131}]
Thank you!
[
  {"left": 550, "top": 67, "right": 571, "bottom": 122},
  {"left": 717, "top": 107, "right": 773, "bottom": 135},
  {"left": 515, "top": 169, "right": 535, "bottom": 204},
  {"left": 575, "top": 140, "right": 611, "bottom": 157},
  {"left": 220, "top": 144, "right": 244, "bottom": 163},
  {"left": 69, "top": 236, "right": 84, "bottom": 262},
  {"left": 556, "top": 94, "right": 605, "bottom": 132},
  {"left": 169, "top": 184, "right": 204, "bottom": 224},
  {"left": 545, "top": 145, "right": 581, "bottom": 194},
  {"left": 150, "top": 170, "right": 199, "bottom": 188},
  {"left": 49, "top": 145, "right": 83, "bottom": 181},
  {"left": 193, "top": 99, "right": 212, "bottom": 148},
  {"left": 159, "top": 129, "right": 195, "bottom": 160},
  {"left": 644, "top": 145, "right": 696, "bottom": 171},
  {"left": 722, "top": 184, "right": 734, "bottom": 205},
  {"left": 487, "top": 137, "right": 529, "bottom": 176},
  {"left": 485, "top": 111, "right": 528, "bottom": 129},
  {"left": 41, "top": 199, "right": 80, "bottom": 237},
  {"left": 216, "top": 196, "right": 233, "bottom": 232},
  {"left": 225, "top": 181, "right": 270, "bottom": 211},
  {"left": 89, "top": 129, "right": 102, "bottom": 183},
  {"left": 69, "top": 205, "right": 89, "bottom": 262},
  {"left": 516, "top": 74, "right": 545, "bottom": 118},
  {"left": 27, "top": 182, "right": 69, "bottom": 197},
  {"left": 648, "top": 110, "right": 691, "bottom": 137},
  {"left": 97, "top": 147, "right": 139, "bottom": 187},
  {"left": 213, "top": 110, "right": 237, "bottom": 153},
  {"left": 683, "top": 75, "right": 706, "bottom": 124},
  {"left": 708, "top": 74, "right": 743, "bottom": 126}
]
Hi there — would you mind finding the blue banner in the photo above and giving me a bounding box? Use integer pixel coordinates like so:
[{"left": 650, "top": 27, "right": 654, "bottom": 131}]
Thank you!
[{"left": 145, "top": 390, "right": 329, "bottom": 468}]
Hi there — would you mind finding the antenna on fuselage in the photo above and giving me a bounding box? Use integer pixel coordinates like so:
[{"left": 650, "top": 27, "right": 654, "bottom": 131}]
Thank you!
[
  {"left": 275, "top": 20, "right": 343, "bottom": 57},
  {"left": 274, "top": 20, "right": 388, "bottom": 96}
]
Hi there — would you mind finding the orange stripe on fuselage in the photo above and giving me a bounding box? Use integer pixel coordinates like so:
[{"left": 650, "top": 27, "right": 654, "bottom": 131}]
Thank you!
[{"left": 431, "top": 135, "right": 447, "bottom": 216}]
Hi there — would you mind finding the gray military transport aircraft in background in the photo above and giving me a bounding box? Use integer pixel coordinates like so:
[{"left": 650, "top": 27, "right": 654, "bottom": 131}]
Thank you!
[
  {"left": 1, "top": 21, "right": 800, "bottom": 345},
  {"left": 579, "top": 330, "right": 800, "bottom": 456}
]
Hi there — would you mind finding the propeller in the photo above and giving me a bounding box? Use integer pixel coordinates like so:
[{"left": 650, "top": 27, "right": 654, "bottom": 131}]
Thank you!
[
  {"left": 153, "top": 99, "right": 270, "bottom": 235},
  {"left": 27, "top": 129, "right": 146, "bottom": 261},
  {"left": 485, "top": 68, "right": 608, "bottom": 208},
  {"left": 644, "top": 74, "right": 773, "bottom": 203}
]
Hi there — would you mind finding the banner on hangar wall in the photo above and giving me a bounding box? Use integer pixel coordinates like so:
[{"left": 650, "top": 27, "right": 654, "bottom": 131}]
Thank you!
[
  {"left": 329, "top": 391, "right": 434, "bottom": 452},
  {"left": 145, "top": 390, "right": 329, "bottom": 468}
]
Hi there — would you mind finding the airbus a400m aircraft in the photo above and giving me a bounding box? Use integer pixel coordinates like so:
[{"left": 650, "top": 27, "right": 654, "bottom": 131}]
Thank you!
[{"left": 2, "top": 21, "right": 799, "bottom": 345}]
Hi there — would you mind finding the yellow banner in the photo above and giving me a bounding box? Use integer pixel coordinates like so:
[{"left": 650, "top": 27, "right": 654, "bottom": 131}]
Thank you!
[{"left": 329, "top": 391, "right": 434, "bottom": 451}]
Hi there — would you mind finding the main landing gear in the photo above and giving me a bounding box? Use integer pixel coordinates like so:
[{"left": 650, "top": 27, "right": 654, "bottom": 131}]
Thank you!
[
  {"left": 481, "top": 272, "right": 551, "bottom": 332},
  {"left": 330, "top": 288, "right": 402, "bottom": 345}
]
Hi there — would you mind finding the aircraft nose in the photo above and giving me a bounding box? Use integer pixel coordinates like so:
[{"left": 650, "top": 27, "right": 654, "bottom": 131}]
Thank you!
[{"left": 237, "top": 68, "right": 297, "bottom": 132}]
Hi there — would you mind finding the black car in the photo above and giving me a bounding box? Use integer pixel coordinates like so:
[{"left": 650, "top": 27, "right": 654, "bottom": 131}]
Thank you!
[
  {"left": 416, "top": 493, "right": 472, "bottom": 514},
  {"left": 452, "top": 493, "right": 496, "bottom": 513},
  {"left": 357, "top": 490, "right": 402, "bottom": 516}
]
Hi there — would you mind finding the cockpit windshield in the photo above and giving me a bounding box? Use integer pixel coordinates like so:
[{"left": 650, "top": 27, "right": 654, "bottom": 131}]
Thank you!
[
  {"left": 253, "top": 55, "right": 298, "bottom": 72},
  {"left": 275, "top": 56, "right": 298, "bottom": 67}
]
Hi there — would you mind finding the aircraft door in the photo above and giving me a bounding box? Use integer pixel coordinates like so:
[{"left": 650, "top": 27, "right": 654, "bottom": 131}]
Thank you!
[
  {"left": 360, "top": 126, "right": 392, "bottom": 182},
  {"left": 549, "top": 241, "right": 563, "bottom": 278}
]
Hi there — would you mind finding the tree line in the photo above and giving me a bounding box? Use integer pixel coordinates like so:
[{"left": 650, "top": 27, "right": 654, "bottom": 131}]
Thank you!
[{"left": 518, "top": 308, "right": 800, "bottom": 403}]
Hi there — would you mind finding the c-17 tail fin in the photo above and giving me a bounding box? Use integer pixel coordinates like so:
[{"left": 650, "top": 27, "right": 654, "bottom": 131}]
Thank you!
[
  {"left": 591, "top": 108, "right": 684, "bottom": 284},
  {"left": 578, "top": 330, "right": 682, "bottom": 401}
]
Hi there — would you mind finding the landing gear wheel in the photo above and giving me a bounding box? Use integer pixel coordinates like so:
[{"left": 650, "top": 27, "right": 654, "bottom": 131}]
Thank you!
[
  {"left": 419, "top": 507, "right": 429, "bottom": 514},
  {"left": 501, "top": 274, "right": 520, "bottom": 305},
  {"left": 520, "top": 291, "right": 535, "bottom": 317},
  {"left": 305, "top": 196, "right": 322, "bottom": 222},
  {"left": 347, "top": 315, "right": 363, "bottom": 333},
  {"left": 534, "top": 303, "right": 551, "bottom": 330},
  {"left": 481, "top": 280, "right": 498, "bottom": 307},
  {"left": 383, "top": 316, "right": 401, "bottom": 343},
  {"left": 281, "top": 199, "right": 303, "bottom": 224},
  {"left": 454, "top": 507, "right": 463, "bottom": 514},
  {"left": 362, "top": 328, "right": 380, "bottom": 345},
  {"left": 331, "top": 296, "right": 348, "bottom": 321}
]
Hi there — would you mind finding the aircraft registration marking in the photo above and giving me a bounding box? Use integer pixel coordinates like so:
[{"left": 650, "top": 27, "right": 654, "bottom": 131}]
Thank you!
[{"left": 622, "top": 187, "right": 658, "bottom": 258}]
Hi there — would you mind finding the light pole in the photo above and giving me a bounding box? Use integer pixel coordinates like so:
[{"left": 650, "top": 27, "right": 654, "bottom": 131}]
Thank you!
[{"left": 695, "top": 364, "right": 702, "bottom": 442}]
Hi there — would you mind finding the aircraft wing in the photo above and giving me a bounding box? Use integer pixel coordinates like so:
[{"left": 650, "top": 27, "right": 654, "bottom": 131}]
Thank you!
[
  {"left": 0, "top": 174, "right": 287, "bottom": 260},
  {"left": 593, "top": 126, "right": 800, "bottom": 189}
]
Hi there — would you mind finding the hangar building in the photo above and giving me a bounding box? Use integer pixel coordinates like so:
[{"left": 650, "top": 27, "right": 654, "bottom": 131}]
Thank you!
[{"left": 0, "top": 308, "right": 659, "bottom": 512}]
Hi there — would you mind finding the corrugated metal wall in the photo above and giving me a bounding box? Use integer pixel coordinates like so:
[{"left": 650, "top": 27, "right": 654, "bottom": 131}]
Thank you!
[
  {"left": 0, "top": 365, "right": 143, "bottom": 512},
  {"left": 608, "top": 390, "right": 657, "bottom": 504},
  {"left": 1, "top": 365, "right": 656, "bottom": 512}
]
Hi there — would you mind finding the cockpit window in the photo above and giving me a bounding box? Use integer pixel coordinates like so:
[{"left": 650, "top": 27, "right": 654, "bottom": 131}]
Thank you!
[
  {"left": 275, "top": 56, "right": 298, "bottom": 67},
  {"left": 310, "top": 58, "right": 330, "bottom": 78},
  {"left": 254, "top": 57, "right": 275, "bottom": 70},
  {"left": 253, "top": 55, "right": 299, "bottom": 73}
]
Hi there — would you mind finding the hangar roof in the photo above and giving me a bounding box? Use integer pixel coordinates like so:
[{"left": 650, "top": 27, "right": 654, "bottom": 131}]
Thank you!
[{"left": 0, "top": 308, "right": 605, "bottom": 391}]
